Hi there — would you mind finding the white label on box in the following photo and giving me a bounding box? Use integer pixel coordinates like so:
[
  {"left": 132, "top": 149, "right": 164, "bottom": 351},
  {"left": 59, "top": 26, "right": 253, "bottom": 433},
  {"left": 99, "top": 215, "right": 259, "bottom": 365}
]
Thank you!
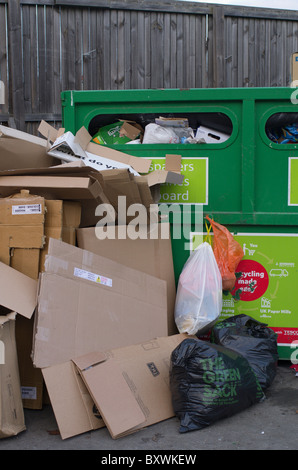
[
  {"left": 21, "top": 386, "right": 37, "bottom": 400},
  {"left": 74, "top": 267, "right": 113, "bottom": 287},
  {"left": 12, "top": 204, "right": 42, "bottom": 215}
]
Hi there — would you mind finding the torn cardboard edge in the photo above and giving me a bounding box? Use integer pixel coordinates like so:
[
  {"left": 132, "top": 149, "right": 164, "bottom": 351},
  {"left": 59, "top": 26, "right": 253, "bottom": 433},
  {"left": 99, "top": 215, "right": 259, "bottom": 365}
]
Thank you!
[
  {"left": 38, "top": 121, "right": 151, "bottom": 174},
  {"left": 0, "top": 261, "right": 37, "bottom": 319}
]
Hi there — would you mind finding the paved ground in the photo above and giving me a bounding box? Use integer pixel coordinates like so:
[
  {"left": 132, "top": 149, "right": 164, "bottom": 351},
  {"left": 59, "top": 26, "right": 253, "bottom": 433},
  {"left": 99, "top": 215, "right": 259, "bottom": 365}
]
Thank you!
[{"left": 0, "top": 360, "right": 298, "bottom": 453}]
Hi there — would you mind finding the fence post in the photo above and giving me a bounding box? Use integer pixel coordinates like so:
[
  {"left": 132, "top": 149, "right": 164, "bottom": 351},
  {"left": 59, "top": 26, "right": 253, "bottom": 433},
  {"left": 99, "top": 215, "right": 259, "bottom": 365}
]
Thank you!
[
  {"left": 7, "top": 0, "right": 25, "bottom": 131},
  {"left": 212, "top": 5, "right": 225, "bottom": 88}
]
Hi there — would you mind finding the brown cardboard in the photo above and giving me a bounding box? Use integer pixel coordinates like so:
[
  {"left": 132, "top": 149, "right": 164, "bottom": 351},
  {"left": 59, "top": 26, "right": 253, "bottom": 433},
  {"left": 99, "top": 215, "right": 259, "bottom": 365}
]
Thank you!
[
  {"left": 0, "top": 190, "right": 45, "bottom": 409},
  {"left": 291, "top": 52, "right": 298, "bottom": 83},
  {"left": 76, "top": 223, "right": 177, "bottom": 335},
  {"left": 33, "top": 238, "right": 168, "bottom": 369},
  {"left": 74, "top": 351, "right": 146, "bottom": 438},
  {"left": 0, "top": 261, "right": 37, "bottom": 319},
  {"left": 0, "top": 175, "right": 102, "bottom": 200},
  {"left": 42, "top": 334, "right": 188, "bottom": 440},
  {"left": 0, "top": 312, "right": 26, "bottom": 438},
  {"left": 16, "top": 315, "right": 44, "bottom": 409},
  {"left": 165, "top": 154, "right": 182, "bottom": 173},
  {"left": 0, "top": 190, "right": 45, "bottom": 268},
  {"left": 39, "top": 200, "right": 81, "bottom": 272},
  {"left": 42, "top": 359, "right": 104, "bottom": 439},
  {"left": 145, "top": 169, "right": 184, "bottom": 187},
  {"left": 0, "top": 125, "right": 57, "bottom": 171}
]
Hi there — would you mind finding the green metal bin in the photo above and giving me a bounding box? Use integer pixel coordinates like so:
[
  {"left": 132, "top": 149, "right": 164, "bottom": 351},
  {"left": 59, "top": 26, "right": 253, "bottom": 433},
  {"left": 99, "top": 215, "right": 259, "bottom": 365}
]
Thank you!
[{"left": 61, "top": 87, "right": 298, "bottom": 360}]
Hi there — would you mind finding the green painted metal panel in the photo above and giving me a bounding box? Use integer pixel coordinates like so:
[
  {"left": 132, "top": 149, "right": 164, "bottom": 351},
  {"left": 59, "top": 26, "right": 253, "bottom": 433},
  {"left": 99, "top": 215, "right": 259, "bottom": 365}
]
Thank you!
[
  {"left": 61, "top": 86, "right": 298, "bottom": 226},
  {"left": 61, "top": 87, "right": 298, "bottom": 360}
]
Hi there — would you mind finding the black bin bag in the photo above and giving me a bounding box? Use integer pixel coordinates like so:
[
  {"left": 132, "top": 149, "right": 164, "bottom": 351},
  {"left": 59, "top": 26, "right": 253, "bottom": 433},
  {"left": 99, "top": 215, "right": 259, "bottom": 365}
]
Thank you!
[
  {"left": 211, "top": 314, "right": 279, "bottom": 391},
  {"left": 170, "top": 338, "right": 264, "bottom": 433}
]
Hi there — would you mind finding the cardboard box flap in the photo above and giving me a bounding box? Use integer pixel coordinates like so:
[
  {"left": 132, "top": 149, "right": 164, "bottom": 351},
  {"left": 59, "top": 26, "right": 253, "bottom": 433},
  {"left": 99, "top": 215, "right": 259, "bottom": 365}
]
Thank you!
[
  {"left": 37, "top": 120, "right": 59, "bottom": 144},
  {"left": 87, "top": 141, "right": 151, "bottom": 174},
  {"left": 0, "top": 125, "right": 57, "bottom": 170},
  {"left": 165, "top": 154, "right": 182, "bottom": 173},
  {"left": 72, "top": 351, "right": 107, "bottom": 371},
  {"left": 42, "top": 360, "right": 104, "bottom": 440},
  {"left": 73, "top": 353, "right": 146, "bottom": 439},
  {"left": 145, "top": 169, "right": 184, "bottom": 187},
  {"left": 0, "top": 261, "right": 37, "bottom": 318}
]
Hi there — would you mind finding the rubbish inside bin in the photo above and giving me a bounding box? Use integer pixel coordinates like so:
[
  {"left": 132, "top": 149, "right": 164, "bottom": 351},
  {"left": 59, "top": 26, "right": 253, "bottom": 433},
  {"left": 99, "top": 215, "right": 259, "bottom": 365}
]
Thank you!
[
  {"left": 170, "top": 337, "right": 264, "bottom": 433},
  {"left": 174, "top": 242, "right": 222, "bottom": 336},
  {"left": 211, "top": 314, "right": 279, "bottom": 390},
  {"left": 92, "top": 120, "right": 143, "bottom": 145},
  {"left": 266, "top": 112, "right": 298, "bottom": 144},
  {"left": 143, "top": 123, "right": 180, "bottom": 144}
]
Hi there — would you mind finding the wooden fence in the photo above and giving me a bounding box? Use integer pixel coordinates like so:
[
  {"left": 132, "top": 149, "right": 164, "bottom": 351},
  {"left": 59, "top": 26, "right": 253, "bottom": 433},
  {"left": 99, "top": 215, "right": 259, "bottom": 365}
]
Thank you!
[{"left": 1, "top": 0, "right": 298, "bottom": 134}]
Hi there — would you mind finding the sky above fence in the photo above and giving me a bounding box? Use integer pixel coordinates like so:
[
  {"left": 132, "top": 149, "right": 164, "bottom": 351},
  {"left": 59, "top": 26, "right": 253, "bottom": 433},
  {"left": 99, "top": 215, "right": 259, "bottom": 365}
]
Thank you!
[{"left": 178, "top": 0, "right": 297, "bottom": 10}]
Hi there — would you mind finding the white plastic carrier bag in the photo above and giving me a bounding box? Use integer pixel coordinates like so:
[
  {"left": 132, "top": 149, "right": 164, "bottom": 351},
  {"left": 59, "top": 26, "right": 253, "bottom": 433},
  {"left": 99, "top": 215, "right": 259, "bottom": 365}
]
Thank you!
[{"left": 174, "top": 242, "right": 223, "bottom": 335}]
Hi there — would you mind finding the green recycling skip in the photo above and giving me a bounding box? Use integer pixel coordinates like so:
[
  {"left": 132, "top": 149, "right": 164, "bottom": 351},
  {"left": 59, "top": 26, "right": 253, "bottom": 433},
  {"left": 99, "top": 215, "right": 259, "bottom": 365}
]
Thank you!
[
  {"left": 192, "top": 233, "right": 298, "bottom": 354},
  {"left": 149, "top": 157, "right": 208, "bottom": 205}
]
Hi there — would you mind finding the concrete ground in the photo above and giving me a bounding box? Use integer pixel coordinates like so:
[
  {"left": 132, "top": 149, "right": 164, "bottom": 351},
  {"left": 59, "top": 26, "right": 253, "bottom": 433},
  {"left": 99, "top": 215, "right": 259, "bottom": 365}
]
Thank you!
[{"left": 0, "top": 360, "right": 297, "bottom": 453}]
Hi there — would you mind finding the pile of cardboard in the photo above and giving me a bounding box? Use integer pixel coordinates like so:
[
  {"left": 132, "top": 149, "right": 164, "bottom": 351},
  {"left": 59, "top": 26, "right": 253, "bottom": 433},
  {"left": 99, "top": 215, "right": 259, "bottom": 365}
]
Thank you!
[{"left": 0, "top": 122, "right": 188, "bottom": 440}]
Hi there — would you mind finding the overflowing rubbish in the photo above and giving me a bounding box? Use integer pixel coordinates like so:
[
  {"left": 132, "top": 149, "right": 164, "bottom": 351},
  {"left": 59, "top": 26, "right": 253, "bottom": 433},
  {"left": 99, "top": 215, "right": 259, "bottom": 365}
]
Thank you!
[
  {"left": 0, "top": 116, "right": 284, "bottom": 442},
  {"left": 267, "top": 123, "right": 298, "bottom": 144},
  {"left": 90, "top": 115, "right": 231, "bottom": 145}
]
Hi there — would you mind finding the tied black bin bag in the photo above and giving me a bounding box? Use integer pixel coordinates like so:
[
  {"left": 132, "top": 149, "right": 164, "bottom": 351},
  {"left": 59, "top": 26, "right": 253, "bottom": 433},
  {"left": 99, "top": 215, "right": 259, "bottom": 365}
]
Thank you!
[
  {"left": 170, "top": 338, "right": 264, "bottom": 433},
  {"left": 211, "top": 314, "right": 279, "bottom": 391}
]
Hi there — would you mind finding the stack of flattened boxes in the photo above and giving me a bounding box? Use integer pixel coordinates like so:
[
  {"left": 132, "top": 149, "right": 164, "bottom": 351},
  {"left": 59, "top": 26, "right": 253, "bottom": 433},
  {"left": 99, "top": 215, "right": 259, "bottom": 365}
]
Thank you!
[{"left": 0, "top": 189, "right": 81, "bottom": 409}]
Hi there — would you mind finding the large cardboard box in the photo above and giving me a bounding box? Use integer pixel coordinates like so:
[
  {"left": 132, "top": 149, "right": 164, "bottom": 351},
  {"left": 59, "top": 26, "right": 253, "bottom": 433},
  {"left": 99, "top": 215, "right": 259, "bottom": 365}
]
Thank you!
[
  {"left": 42, "top": 334, "right": 188, "bottom": 440},
  {"left": 33, "top": 238, "right": 168, "bottom": 369},
  {"left": 0, "top": 190, "right": 46, "bottom": 270},
  {"left": 0, "top": 312, "right": 26, "bottom": 439},
  {"left": 76, "top": 223, "right": 177, "bottom": 335}
]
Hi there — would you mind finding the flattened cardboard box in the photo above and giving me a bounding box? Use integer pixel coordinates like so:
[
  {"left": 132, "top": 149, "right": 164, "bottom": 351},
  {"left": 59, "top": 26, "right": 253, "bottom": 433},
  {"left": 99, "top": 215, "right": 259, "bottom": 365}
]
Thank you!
[
  {"left": 42, "top": 334, "right": 188, "bottom": 440},
  {"left": 0, "top": 312, "right": 26, "bottom": 438},
  {"left": 76, "top": 223, "right": 178, "bottom": 335},
  {"left": 0, "top": 190, "right": 44, "bottom": 409},
  {"left": 0, "top": 125, "right": 57, "bottom": 171},
  {"left": 16, "top": 199, "right": 81, "bottom": 410},
  {"left": 33, "top": 238, "right": 168, "bottom": 369}
]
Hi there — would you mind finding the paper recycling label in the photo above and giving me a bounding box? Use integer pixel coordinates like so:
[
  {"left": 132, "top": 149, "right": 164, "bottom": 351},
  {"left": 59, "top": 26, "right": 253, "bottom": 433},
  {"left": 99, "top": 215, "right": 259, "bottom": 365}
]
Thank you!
[
  {"left": 74, "top": 267, "right": 112, "bottom": 287},
  {"left": 12, "top": 204, "right": 42, "bottom": 215}
]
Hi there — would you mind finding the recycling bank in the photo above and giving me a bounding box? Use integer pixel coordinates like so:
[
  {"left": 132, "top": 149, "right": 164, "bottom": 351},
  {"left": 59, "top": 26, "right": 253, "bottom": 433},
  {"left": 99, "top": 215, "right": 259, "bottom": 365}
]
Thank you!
[{"left": 61, "top": 86, "right": 298, "bottom": 359}]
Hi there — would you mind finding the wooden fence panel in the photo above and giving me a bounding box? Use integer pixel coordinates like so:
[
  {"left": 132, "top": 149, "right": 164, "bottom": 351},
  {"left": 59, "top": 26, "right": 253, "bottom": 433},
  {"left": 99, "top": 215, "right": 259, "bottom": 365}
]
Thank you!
[{"left": 0, "top": 0, "right": 298, "bottom": 134}]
